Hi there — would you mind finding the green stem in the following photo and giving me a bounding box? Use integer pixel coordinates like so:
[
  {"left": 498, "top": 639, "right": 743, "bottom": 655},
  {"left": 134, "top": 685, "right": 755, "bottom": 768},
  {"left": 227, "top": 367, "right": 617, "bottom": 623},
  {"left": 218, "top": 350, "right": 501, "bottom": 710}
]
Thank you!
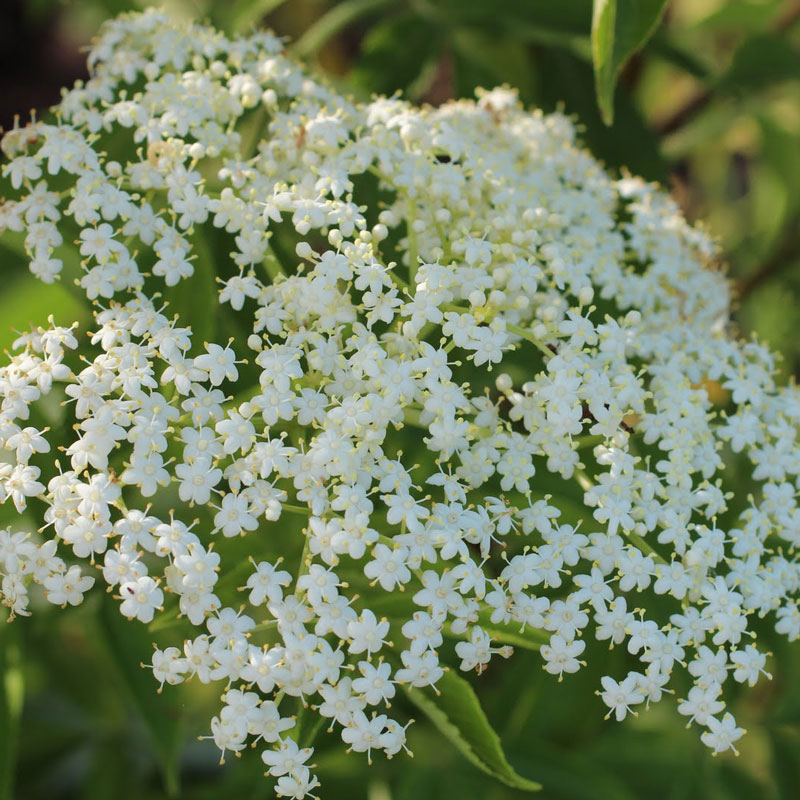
[
  {"left": 625, "top": 530, "right": 667, "bottom": 566},
  {"left": 402, "top": 407, "right": 426, "bottom": 429},
  {"left": 251, "top": 619, "right": 279, "bottom": 634},
  {"left": 282, "top": 502, "right": 313, "bottom": 517},
  {"left": 148, "top": 606, "right": 182, "bottom": 632},
  {"left": 432, "top": 216, "right": 452, "bottom": 260},
  {"left": 388, "top": 268, "right": 412, "bottom": 294},
  {"left": 506, "top": 322, "right": 553, "bottom": 357},
  {"left": 573, "top": 467, "right": 594, "bottom": 492},
  {"left": 573, "top": 434, "right": 605, "bottom": 450}
]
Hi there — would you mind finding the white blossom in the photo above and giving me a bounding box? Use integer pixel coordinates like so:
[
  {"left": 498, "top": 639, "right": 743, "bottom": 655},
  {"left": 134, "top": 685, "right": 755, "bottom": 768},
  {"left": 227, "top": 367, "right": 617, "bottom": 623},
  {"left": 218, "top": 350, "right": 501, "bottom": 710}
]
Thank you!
[{"left": 0, "top": 10, "right": 797, "bottom": 796}]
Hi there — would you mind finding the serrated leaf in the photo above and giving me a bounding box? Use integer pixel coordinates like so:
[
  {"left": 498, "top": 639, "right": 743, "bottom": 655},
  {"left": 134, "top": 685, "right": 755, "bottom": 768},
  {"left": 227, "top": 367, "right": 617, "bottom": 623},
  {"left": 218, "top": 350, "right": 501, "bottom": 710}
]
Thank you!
[
  {"left": 403, "top": 670, "right": 541, "bottom": 791},
  {"left": 591, "top": 0, "right": 668, "bottom": 124},
  {"left": 96, "top": 597, "right": 182, "bottom": 797}
]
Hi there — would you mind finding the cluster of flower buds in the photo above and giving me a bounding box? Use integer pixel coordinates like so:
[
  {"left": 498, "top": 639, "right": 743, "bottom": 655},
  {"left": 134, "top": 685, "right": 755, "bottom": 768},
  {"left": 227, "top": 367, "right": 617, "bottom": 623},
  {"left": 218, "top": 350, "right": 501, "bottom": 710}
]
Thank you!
[{"left": 1, "top": 9, "right": 798, "bottom": 796}]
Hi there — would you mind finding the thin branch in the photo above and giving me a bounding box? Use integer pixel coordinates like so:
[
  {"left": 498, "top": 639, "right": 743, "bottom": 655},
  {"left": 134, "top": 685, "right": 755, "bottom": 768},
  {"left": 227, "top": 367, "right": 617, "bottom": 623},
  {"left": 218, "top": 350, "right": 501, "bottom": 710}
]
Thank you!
[{"left": 654, "top": 89, "right": 713, "bottom": 136}]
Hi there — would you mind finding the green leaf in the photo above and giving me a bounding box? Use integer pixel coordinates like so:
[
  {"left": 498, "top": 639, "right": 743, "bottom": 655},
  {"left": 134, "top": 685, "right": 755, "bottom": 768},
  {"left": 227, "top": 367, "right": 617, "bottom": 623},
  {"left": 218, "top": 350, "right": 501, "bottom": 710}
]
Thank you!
[
  {"left": 0, "top": 620, "right": 24, "bottom": 800},
  {"left": 591, "top": 0, "right": 669, "bottom": 124},
  {"left": 294, "top": 0, "right": 398, "bottom": 58},
  {"left": 535, "top": 46, "right": 668, "bottom": 182},
  {"left": 403, "top": 669, "right": 541, "bottom": 791},
  {"left": 96, "top": 597, "right": 183, "bottom": 797}
]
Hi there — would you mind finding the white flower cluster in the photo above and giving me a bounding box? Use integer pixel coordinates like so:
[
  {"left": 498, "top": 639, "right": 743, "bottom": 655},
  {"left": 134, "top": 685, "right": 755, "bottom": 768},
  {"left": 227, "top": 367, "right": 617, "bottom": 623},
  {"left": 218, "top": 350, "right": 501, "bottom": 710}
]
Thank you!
[{"left": 1, "top": 8, "right": 798, "bottom": 793}]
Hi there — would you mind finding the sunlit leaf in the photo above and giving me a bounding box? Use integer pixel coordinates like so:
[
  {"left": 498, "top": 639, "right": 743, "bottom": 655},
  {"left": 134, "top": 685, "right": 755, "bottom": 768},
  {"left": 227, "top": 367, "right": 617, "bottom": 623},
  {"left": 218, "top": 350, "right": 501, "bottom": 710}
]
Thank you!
[{"left": 591, "top": 0, "right": 668, "bottom": 124}]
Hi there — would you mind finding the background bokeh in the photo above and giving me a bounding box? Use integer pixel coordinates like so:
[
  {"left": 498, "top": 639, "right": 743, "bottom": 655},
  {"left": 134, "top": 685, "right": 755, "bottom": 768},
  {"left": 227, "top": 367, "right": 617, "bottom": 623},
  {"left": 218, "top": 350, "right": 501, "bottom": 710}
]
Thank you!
[{"left": 2, "top": 1, "right": 800, "bottom": 798}]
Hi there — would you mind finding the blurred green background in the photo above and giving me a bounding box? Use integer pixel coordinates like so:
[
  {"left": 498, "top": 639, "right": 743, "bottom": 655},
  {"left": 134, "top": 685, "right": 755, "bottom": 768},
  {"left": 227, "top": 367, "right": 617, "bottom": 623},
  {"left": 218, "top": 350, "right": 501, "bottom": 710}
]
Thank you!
[{"left": 2, "top": 1, "right": 800, "bottom": 798}]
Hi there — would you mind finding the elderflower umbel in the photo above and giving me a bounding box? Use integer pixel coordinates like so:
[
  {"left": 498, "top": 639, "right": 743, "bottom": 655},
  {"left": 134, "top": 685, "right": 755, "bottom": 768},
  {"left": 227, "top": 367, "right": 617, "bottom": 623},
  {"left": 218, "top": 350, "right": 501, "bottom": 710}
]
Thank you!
[{"left": 1, "top": 10, "right": 799, "bottom": 797}]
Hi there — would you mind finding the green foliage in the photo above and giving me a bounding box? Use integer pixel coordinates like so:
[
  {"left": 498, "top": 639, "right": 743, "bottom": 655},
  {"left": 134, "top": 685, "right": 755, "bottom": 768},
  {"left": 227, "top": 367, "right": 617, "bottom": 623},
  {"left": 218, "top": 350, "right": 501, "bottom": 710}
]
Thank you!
[
  {"left": 403, "top": 670, "right": 541, "bottom": 792},
  {"left": 591, "top": 0, "right": 669, "bottom": 124},
  {"left": 4, "top": 1, "right": 800, "bottom": 798}
]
